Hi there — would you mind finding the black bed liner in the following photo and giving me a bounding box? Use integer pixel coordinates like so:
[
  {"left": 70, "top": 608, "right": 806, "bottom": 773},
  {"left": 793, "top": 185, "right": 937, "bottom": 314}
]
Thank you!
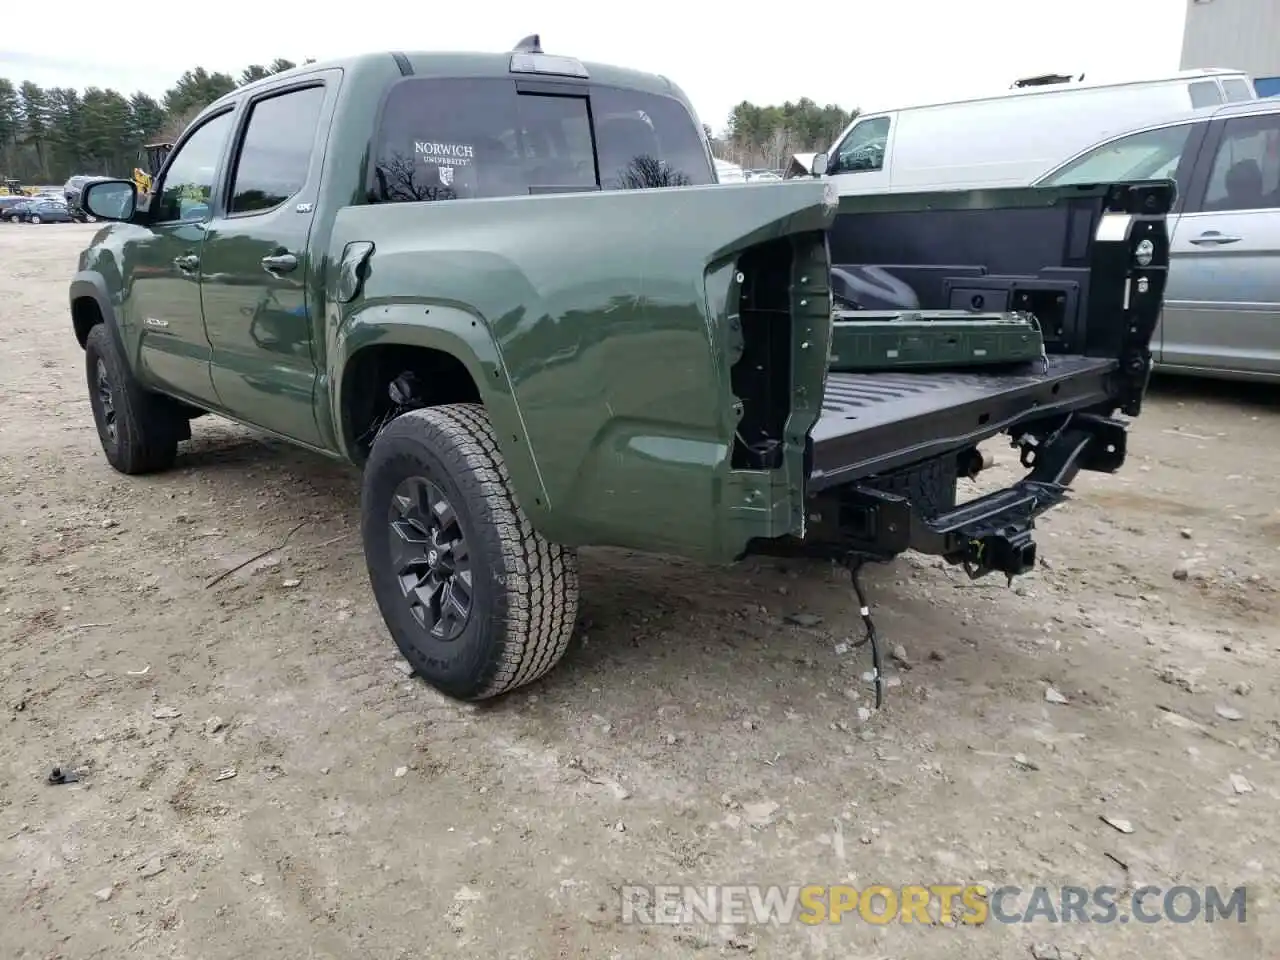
[{"left": 808, "top": 354, "right": 1115, "bottom": 491}]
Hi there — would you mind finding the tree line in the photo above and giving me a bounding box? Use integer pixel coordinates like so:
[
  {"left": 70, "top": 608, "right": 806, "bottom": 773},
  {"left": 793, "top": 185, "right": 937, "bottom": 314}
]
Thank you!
[
  {"left": 712, "top": 99, "right": 858, "bottom": 171},
  {"left": 0, "top": 59, "right": 313, "bottom": 185},
  {"left": 0, "top": 57, "right": 856, "bottom": 185}
]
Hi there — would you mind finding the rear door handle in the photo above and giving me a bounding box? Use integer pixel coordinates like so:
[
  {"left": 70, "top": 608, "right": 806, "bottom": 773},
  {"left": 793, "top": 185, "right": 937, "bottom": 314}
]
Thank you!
[
  {"left": 173, "top": 254, "right": 199, "bottom": 272},
  {"left": 261, "top": 252, "right": 299, "bottom": 275},
  {"left": 1188, "top": 231, "right": 1242, "bottom": 245}
]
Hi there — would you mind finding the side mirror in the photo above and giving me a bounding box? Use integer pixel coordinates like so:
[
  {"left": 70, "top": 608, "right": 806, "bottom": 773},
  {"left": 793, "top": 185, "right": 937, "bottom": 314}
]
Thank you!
[
  {"left": 811, "top": 153, "right": 829, "bottom": 177},
  {"left": 83, "top": 179, "right": 137, "bottom": 222}
]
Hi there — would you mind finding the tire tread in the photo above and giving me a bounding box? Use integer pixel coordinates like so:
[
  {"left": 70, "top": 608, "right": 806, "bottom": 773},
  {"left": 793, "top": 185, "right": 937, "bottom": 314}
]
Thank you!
[
  {"left": 85, "top": 324, "right": 181, "bottom": 474},
  {"left": 371, "top": 403, "right": 579, "bottom": 699}
]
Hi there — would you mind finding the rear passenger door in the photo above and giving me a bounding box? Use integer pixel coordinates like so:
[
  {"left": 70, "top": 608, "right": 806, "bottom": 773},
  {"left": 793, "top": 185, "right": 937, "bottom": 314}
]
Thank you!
[
  {"left": 198, "top": 77, "right": 335, "bottom": 446},
  {"left": 1162, "top": 110, "right": 1280, "bottom": 376}
]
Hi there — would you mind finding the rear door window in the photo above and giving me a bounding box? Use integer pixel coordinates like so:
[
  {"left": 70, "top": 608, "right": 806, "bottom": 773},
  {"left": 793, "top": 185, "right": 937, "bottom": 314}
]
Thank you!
[
  {"left": 1197, "top": 113, "right": 1280, "bottom": 212},
  {"left": 369, "top": 78, "right": 714, "bottom": 202},
  {"left": 228, "top": 85, "right": 327, "bottom": 214}
]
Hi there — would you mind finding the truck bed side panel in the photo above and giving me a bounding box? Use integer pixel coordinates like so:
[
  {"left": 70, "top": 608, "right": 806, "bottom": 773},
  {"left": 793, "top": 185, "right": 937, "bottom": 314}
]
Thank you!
[{"left": 328, "top": 181, "right": 836, "bottom": 563}]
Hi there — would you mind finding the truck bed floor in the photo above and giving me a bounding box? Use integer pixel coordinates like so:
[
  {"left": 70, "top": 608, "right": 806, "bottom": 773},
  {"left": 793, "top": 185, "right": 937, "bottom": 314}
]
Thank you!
[{"left": 809, "top": 355, "right": 1117, "bottom": 491}]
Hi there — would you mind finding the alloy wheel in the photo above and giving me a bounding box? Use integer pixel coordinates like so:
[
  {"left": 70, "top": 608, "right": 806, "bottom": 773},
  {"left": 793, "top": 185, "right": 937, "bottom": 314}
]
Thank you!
[
  {"left": 96, "top": 358, "right": 117, "bottom": 444},
  {"left": 387, "top": 476, "right": 473, "bottom": 641}
]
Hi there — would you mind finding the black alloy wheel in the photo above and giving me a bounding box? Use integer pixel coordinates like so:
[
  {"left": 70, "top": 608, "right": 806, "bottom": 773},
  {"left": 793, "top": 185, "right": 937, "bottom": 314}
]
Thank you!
[
  {"left": 360, "top": 404, "right": 581, "bottom": 701},
  {"left": 95, "top": 357, "right": 117, "bottom": 444},
  {"left": 388, "top": 476, "right": 473, "bottom": 641}
]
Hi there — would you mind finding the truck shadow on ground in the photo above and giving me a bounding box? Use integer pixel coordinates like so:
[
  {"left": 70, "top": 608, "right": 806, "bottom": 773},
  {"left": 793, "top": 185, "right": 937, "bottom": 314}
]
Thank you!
[{"left": 166, "top": 421, "right": 1006, "bottom": 717}]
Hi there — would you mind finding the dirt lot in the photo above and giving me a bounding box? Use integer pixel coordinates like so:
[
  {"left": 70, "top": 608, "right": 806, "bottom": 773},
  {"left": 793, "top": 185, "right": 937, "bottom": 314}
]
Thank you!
[{"left": 2, "top": 223, "right": 1279, "bottom": 960}]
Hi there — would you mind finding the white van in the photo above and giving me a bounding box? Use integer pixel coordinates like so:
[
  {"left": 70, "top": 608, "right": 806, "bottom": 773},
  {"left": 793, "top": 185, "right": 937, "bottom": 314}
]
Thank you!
[{"left": 816, "top": 68, "right": 1258, "bottom": 196}]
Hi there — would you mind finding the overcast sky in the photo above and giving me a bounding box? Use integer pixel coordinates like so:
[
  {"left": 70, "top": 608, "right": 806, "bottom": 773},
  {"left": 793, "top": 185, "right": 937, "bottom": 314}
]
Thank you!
[{"left": 3, "top": 0, "right": 1190, "bottom": 134}]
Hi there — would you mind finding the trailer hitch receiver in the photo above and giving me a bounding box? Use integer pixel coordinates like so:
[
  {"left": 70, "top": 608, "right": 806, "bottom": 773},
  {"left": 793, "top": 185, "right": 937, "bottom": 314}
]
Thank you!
[{"left": 958, "top": 526, "right": 1038, "bottom": 583}]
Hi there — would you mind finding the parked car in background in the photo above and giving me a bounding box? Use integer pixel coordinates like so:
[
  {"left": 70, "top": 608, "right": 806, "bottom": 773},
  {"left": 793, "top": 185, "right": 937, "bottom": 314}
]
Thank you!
[
  {"left": 1036, "top": 98, "right": 1280, "bottom": 383},
  {"left": 816, "top": 67, "right": 1257, "bottom": 197},
  {"left": 17, "top": 199, "right": 73, "bottom": 224},
  {"left": 0, "top": 196, "right": 30, "bottom": 221}
]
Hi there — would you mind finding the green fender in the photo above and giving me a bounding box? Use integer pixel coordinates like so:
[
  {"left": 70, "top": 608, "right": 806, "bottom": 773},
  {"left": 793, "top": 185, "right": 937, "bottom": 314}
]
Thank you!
[{"left": 325, "top": 300, "right": 550, "bottom": 523}]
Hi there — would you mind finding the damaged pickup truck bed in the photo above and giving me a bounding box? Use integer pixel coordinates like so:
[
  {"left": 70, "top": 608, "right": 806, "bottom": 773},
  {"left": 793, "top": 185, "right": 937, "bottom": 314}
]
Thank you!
[
  {"left": 68, "top": 39, "right": 1170, "bottom": 701},
  {"left": 779, "top": 184, "right": 1170, "bottom": 584}
]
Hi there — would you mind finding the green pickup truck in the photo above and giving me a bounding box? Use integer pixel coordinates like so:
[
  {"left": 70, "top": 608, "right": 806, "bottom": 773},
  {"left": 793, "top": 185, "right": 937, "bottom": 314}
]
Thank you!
[{"left": 70, "top": 38, "right": 1171, "bottom": 701}]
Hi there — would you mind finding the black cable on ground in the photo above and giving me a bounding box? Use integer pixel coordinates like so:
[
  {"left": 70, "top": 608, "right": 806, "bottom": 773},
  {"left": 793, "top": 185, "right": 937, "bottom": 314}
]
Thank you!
[{"left": 847, "top": 559, "right": 885, "bottom": 709}]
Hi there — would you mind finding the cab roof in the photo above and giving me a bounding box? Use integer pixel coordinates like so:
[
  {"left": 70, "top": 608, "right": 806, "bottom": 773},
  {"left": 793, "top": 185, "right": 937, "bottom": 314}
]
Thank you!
[{"left": 221, "top": 47, "right": 682, "bottom": 105}]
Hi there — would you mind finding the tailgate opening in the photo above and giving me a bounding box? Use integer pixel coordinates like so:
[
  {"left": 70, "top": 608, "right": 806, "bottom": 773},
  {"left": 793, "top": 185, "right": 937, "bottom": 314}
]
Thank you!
[{"left": 729, "top": 238, "right": 793, "bottom": 471}]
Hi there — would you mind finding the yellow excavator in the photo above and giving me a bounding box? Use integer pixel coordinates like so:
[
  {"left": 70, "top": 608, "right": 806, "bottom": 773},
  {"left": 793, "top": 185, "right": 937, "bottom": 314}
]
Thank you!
[
  {"left": 132, "top": 141, "right": 173, "bottom": 194},
  {"left": 0, "top": 178, "right": 35, "bottom": 197}
]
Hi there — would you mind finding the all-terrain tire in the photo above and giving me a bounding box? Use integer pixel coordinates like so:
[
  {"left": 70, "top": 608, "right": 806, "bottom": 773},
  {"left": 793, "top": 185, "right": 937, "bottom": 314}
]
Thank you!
[
  {"left": 361, "top": 403, "right": 580, "bottom": 701},
  {"left": 84, "top": 324, "right": 184, "bottom": 474}
]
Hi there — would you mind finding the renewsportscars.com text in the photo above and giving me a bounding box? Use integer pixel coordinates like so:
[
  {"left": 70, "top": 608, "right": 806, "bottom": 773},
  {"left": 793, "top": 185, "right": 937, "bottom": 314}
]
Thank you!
[{"left": 620, "top": 884, "right": 1248, "bottom": 926}]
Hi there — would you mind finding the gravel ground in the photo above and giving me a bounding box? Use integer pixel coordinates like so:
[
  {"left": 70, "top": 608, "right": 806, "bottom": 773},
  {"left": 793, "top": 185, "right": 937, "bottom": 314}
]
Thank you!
[{"left": 2, "top": 223, "right": 1278, "bottom": 960}]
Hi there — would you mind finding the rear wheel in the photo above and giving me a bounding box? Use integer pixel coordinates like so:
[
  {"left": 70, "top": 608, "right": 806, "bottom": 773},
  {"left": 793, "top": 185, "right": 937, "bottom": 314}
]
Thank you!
[
  {"left": 30, "top": 214, "right": 41, "bottom": 224},
  {"left": 361, "top": 403, "right": 579, "bottom": 701},
  {"left": 84, "top": 324, "right": 186, "bottom": 474}
]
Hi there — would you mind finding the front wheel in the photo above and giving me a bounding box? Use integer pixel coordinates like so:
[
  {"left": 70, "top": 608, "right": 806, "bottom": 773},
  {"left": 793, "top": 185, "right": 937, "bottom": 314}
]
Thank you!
[
  {"left": 29, "top": 214, "right": 40, "bottom": 224},
  {"left": 361, "top": 404, "right": 580, "bottom": 701},
  {"left": 84, "top": 324, "right": 187, "bottom": 474}
]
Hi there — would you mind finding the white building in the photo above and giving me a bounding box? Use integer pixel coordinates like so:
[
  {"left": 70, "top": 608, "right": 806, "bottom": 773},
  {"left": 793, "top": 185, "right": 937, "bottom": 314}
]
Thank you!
[{"left": 1180, "top": 0, "right": 1280, "bottom": 96}]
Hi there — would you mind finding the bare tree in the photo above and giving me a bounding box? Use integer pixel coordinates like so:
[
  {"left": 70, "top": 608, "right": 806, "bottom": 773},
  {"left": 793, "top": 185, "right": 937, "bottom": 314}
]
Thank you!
[
  {"left": 372, "top": 154, "right": 457, "bottom": 203},
  {"left": 158, "top": 105, "right": 202, "bottom": 143},
  {"left": 615, "top": 155, "right": 692, "bottom": 190}
]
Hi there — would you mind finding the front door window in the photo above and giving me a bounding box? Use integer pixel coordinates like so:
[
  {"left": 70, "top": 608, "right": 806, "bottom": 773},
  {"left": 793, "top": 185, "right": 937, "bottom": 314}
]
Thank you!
[{"left": 154, "top": 111, "right": 235, "bottom": 223}]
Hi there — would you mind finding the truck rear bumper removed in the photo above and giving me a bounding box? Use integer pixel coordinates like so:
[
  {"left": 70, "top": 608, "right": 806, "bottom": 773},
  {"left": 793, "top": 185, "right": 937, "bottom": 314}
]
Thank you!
[{"left": 751, "top": 357, "right": 1131, "bottom": 581}]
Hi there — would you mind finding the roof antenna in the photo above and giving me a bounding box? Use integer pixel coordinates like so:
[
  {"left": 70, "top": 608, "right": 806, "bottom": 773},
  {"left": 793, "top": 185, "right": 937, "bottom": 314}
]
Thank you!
[{"left": 513, "top": 34, "right": 542, "bottom": 54}]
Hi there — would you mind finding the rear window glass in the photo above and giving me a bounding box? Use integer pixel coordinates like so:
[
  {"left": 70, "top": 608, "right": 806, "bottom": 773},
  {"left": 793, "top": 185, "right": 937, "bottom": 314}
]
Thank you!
[
  {"left": 369, "top": 78, "right": 714, "bottom": 202},
  {"left": 590, "top": 86, "right": 714, "bottom": 189}
]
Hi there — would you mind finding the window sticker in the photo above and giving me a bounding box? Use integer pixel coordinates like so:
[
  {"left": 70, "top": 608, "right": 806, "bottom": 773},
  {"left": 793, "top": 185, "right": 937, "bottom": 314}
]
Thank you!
[{"left": 414, "top": 141, "right": 475, "bottom": 167}]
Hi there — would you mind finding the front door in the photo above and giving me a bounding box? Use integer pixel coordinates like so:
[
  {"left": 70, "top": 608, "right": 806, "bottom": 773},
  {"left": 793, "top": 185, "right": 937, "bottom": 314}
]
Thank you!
[
  {"left": 1162, "top": 110, "right": 1280, "bottom": 376},
  {"left": 198, "top": 82, "right": 331, "bottom": 447},
  {"left": 128, "top": 109, "right": 236, "bottom": 407}
]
